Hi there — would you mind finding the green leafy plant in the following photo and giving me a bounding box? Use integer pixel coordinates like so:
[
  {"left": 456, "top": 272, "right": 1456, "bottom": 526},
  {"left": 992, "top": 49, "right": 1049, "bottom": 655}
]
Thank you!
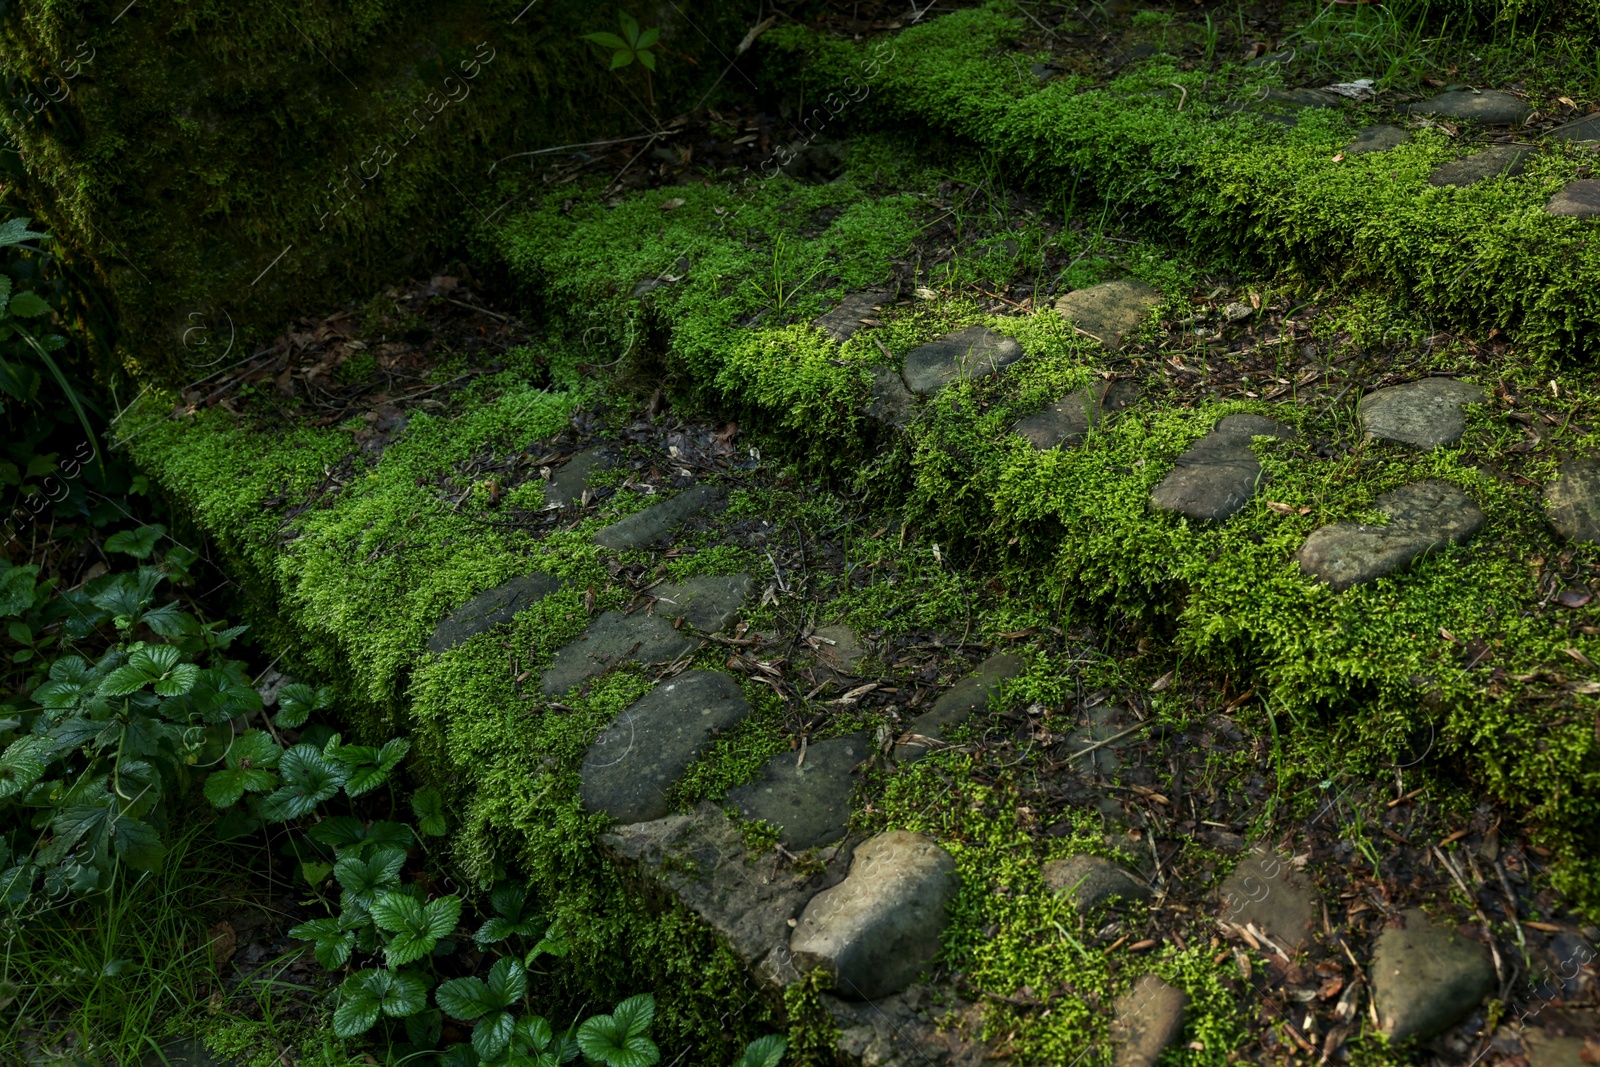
[
  {"left": 576, "top": 994, "right": 659, "bottom": 1067},
  {"left": 733, "top": 1035, "right": 787, "bottom": 1067},
  {"left": 748, "top": 234, "right": 830, "bottom": 318},
  {"left": 581, "top": 13, "right": 661, "bottom": 108}
]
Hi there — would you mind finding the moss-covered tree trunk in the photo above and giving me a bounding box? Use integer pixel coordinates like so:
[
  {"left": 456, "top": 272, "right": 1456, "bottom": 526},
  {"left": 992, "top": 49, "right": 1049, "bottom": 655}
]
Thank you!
[{"left": 0, "top": 0, "right": 766, "bottom": 386}]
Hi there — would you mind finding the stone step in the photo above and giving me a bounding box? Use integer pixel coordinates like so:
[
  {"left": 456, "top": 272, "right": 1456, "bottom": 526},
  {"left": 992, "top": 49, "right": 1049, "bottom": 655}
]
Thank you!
[
  {"left": 580, "top": 670, "right": 754, "bottom": 825},
  {"left": 427, "top": 572, "right": 563, "bottom": 654},
  {"left": 1360, "top": 378, "right": 1485, "bottom": 449},
  {"left": 544, "top": 444, "right": 617, "bottom": 508},
  {"left": 1054, "top": 279, "right": 1161, "bottom": 350},
  {"left": 1042, "top": 853, "right": 1150, "bottom": 911},
  {"left": 899, "top": 325, "right": 1023, "bottom": 396},
  {"left": 541, "top": 611, "right": 697, "bottom": 696},
  {"left": 1112, "top": 974, "right": 1188, "bottom": 1067},
  {"left": 1371, "top": 907, "right": 1496, "bottom": 1043},
  {"left": 1215, "top": 846, "right": 1317, "bottom": 955},
  {"left": 1012, "top": 379, "right": 1139, "bottom": 451},
  {"left": 895, "top": 652, "right": 1026, "bottom": 762},
  {"left": 1149, "top": 414, "right": 1295, "bottom": 521},
  {"left": 1296, "top": 479, "right": 1486, "bottom": 592},
  {"left": 594, "top": 483, "right": 724, "bottom": 551},
  {"left": 726, "top": 733, "right": 871, "bottom": 849}
]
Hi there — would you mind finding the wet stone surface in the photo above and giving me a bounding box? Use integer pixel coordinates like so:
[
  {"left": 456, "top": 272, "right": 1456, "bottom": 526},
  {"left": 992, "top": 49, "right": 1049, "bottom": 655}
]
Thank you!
[
  {"left": 814, "top": 291, "right": 883, "bottom": 342},
  {"left": 1012, "top": 379, "right": 1139, "bottom": 450},
  {"left": 600, "top": 800, "right": 852, "bottom": 976},
  {"left": 648, "top": 572, "right": 752, "bottom": 632},
  {"left": 826, "top": 986, "right": 989, "bottom": 1067},
  {"left": 1371, "top": 907, "right": 1496, "bottom": 1043},
  {"left": 896, "top": 652, "right": 1026, "bottom": 762},
  {"left": 544, "top": 445, "right": 614, "bottom": 508},
  {"left": 900, "top": 326, "right": 1024, "bottom": 395},
  {"left": 868, "top": 364, "right": 917, "bottom": 428},
  {"left": 428, "top": 572, "right": 563, "bottom": 654},
  {"left": 1545, "top": 458, "right": 1600, "bottom": 543},
  {"left": 1296, "top": 480, "right": 1486, "bottom": 592},
  {"left": 1547, "top": 179, "right": 1600, "bottom": 217},
  {"left": 1112, "top": 974, "right": 1188, "bottom": 1067},
  {"left": 1360, "top": 378, "right": 1484, "bottom": 449},
  {"left": 1345, "top": 125, "right": 1410, "bottom": 155},
  {"left": 1054, "top": 279, "right": 1161, "bottom": 350},
  {"left": 593, "top": 484, "right": 723, "bottom": 552},
  {"left": 809, "top": 624, "right": 870, "bottom": 680},
  {"left": 1149, "top": 414, "right": 1294, "bottom": 521},
  {"left": 579, "top": 670, "right": 753, "bottom": 824},
  {"left": 1408, "top": 89, "right": 1532, "bottom": 125},
  {"left": 1216, "top": 847, "right": 1317, "bottom": 953},
  {"left": 726, "top": 732, "right": 870, "bottom": 849},
  {"left": 790, "top": 830, "right": 959, "bottom": 1001},
  {"left": 1042, "top": 854, "right": 1150, "bottom": 911},
  {"left": 1428, "top": 144, "right": 1534, "bottom": 187},
  {"left": 1550, "top": 113, "right": 1600, "bottom": 141},
  {"left": 541, "top": 610, "right": 697, "bottom": 696}
]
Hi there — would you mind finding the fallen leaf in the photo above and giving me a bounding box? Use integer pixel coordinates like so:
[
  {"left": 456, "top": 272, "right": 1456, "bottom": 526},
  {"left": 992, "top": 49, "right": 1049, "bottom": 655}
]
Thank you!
[
  {"left": 1151, "top": 670, "right": 1174, "bottom": 691},
  {"left": 208, "top": 921, "right": 237, "bottom": 970},
  {"left": 1331, "top": 152, "right": 1346, "bottom": 163},
  {"left": 660, "top": 197, "right": 686, "bottom": 210},
  {"left": 1566, "top": 647, "right": 1597, "bottom": 668},
  {"left": 1558, "top": 587, "right": 1593, "bottom": 608}
]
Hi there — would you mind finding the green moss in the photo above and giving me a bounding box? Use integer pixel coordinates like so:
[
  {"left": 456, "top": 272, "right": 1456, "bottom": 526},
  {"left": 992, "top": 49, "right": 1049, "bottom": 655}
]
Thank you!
[{"left": 760, "top": 5, "right": 1600, "bottom": 359}]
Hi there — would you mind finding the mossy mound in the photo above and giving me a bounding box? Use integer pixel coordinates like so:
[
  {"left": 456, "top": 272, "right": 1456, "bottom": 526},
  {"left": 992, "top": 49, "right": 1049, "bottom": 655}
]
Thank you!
[{"left": 758, "top": 4, "right": 1600, "bottom": 360}]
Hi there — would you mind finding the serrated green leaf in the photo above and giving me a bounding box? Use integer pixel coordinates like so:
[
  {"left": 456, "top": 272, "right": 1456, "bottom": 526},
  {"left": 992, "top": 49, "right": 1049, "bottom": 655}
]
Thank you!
[
  {"left": 333, "top": 992, "right": 381, "bottom": 1038},
  {"left": 612, "top": 994, "right": 655, "bottom": 1041},
  {"left": 8, "top": 291, "right": 50, "bottom": 318},
  {"left": 261, "top": 743, "right": 345, "bottom": 821},
  {"left": 636, "top": 48, "right": 656, "bottom": 72},
  {"left": 634, "top": 27, "right": 659, "bottom": 49},
  {"left": 153, "top": 662, "right": 199, "bottom": 696},
  {"left": 485, "top": 956, "right": 526, "bottom": 1008},
  {"left": 370, "top": 889, "right": 425, "bottom": 933},
  {"left": 0, "top": 565, "right": 37, "bottom": 618},
  {"left": 0, "top": 735, "right": 52, "bottom": 800},
  {"left": 413, "top": 786, "right": 447, "bottom": 836},
  {"left": 474, "top": 1011, "right": 516, "bottom": 1061},
  {"left": 737, "top": 1035, "right": 787, "bottom": 1067},
  {"left": 138, "top": 601, "right": 193, "bottom": 637},
  {"left": 436, "top": 974, "right": 495, "bottom": 1020},
  {"left": 610, "top": 49, "right": 633, "bottom": 69},
  {"left": 307, "top": 814, "right": 366, "bottom": 849},
  {"left": 96, "top": 664, "right": 152, "bottom": 697},
  {"left": 343, "top": 764, "right": 389, "bottom": 798},
  {"left": 333, "top": 846, "right": 406, "bottom": 908},
  {"left": 202, "top": 766, "right": 275, "bottom": 807}
]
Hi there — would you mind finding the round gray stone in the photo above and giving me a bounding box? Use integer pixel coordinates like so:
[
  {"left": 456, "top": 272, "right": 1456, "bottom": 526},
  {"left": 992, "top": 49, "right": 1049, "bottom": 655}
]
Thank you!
[
  {"left": 900, "top": 326, "right": 1024, "bottom": 396},
  {"left": 1216, "top": 847, "right": 1317, "bottom": 952},
  {"left": 789, "top": 830, "right": 959, "bottom": 1001},
  {"left": 1112, "top": 974, "right": 1188, "bottom": 1067},
  {"left": 1360, "top": 378, "right": 1485, "bottom": 449},
  {"left": 1371, "top": 907, "right": 1495, "bottom": 1043},
  {"left": 1042, "top": 854, "right": 1150, "bottom": 911},
  {"left": 1054, "top": 279, "right": 1161, "bottom": 350},
  {"left": 896, "top": 652, "right": 1027, "bottom": 762},
  {"left": 1408, "top": 89, "right": 1531, "bottom": 125},
  {"left": 1345, "top": 125, "right": 1411, "bottom": 156},
  {"left": 726, "top": 732, "right": 870, "bottom": 848},
  {"left": 580, "top": 671, "right": 753, "bottom": 824},
  {"left": 1547, "top": 179, "right": 1600, "bottom": 218},
  {"left": 1296, "top": 479, "right": 1486, "bottom": 592},
  {"left": 429, "top": 572, "right": 564, "bottom": 654},
  {"left": 1149, "top": 414, "right": 1295, "bottom": 521},
  {"left": 1427, "top": 144, "right": 1534, "bottom": 188},
  {"left": 1545, "top": 458, "right": 1600, "bottom": 543}
]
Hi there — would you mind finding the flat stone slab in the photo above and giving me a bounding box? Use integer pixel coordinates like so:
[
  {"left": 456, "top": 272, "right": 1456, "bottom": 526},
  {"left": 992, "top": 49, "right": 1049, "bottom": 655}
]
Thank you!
[
  {"left": 1545, "top": 458, "right": 1600, "bottom": 543},
  {"left": 1345, "top": 125, "right": 1410, "bottom": 155},
  {"left": 1549, "top": 113, "right": 1600, "bottom": 141},
  {"left": 896, "top": 652, "right": 1026, "bottom": 762},
  {"left": 600, "top": 800, "right": 853, "bottom": 979},
  {"left": 1371, "top": 907, "right": 1495, "bottom": 1043},
  {"left": 593, "top": 484, "right": 722, "bottom": 552},
  {"left": 1428, "top": 144, "right": 1534, "bottom": 187},
  {"left": 1055, "top": 279, "right": 1161, "bottom": 350},
  {"left": 1216, "top": 847, "right": 1316, "bottom": 953},
  {"left": 545, "top": 446, "right": 614, "bottom": 508},
  {"left": 1547, "top": 179, "right": 1600, "bottom": 217},
  {"left": 1149, "top": 414, "right": 1294, "bottom": 521},
  {"left": 1112, "top": 974, "right": 1188, "bottom": 1067},
  {"left": 649, "top": 572, "right": 752, "bottom": 632},
  {"left": 1408, "top": 89, "right": 1531, "bottom": 125},
  {"left": 1523, "top": 1031, "right": 1594, "bottom": 1067},
  {"left": 1297, "top": 480, "right": 1486, "bottom": 592},
  {"left": 429, "top": 572, "right": 563, "bottom": 654},
  {"left": 541, "top": 610, "right": 697, "bottom": 696},
  {"left": 867, "top": 365, "right": 916, "bottom": 428},
  {"left": 900, "top": 326, "right": 1024, "bottom": 395},
  {"left": 809, "top": 624, "right": 869, "bottom": 679},
  {"left": 814, "top": 291, "right": 881, "bottom": 343},
  {"left": 580, "top": 671, "right": 753, "bottom": 824},
  {"left": 1043, "top": 854, "right": 1150, "bottom": 911},
  {"left": 1360, "top": 378, "right": 1485, "bottom": 448},
  {"left": 790, "top": 830, "right": 959, "bottom": 1001},
  {"left": 726, "top": 732, "right": 869, "bottom": 849},
  {"left": 826, "top": 986, "right": 989, "bottom": 1067},
  {"left": 1013, "top": 379, "right": 1138, "bottom": 450}
]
